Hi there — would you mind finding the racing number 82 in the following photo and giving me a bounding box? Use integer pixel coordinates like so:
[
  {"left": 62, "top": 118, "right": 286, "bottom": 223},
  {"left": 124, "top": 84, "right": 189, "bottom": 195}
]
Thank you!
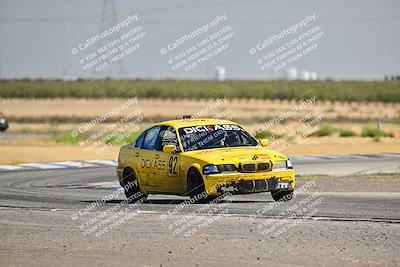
[{"left": 168, "top": 155, "right": 178, "bottom": 176}]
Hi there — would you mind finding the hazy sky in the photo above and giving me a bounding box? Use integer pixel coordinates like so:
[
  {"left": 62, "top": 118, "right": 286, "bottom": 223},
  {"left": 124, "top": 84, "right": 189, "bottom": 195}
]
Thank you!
[{"left": 0, "top": 0, "right": 399, "bottom": 80}]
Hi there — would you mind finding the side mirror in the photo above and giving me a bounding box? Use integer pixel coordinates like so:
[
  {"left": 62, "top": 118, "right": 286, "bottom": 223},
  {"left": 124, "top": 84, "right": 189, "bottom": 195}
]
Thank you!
[
  {"left": 163, "top": 145, "right": 177, "bottom": 153},
  {"left": 259, "top": 139, "right": 269, "bottom": 147}
]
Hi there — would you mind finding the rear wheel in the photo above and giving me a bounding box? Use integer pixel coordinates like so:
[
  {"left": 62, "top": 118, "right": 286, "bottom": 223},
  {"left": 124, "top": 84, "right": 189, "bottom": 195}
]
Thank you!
[
  {"left": 122, "top": 168, "right": 146, "bottom": 203},
  {"left": 271, "top": 190, "right": 294, "bottom": 202}
]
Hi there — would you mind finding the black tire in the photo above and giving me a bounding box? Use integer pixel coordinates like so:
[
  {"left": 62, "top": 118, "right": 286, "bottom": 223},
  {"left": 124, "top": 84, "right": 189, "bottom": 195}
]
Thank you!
[
  {"left": 122, "top": 168, "right": 146, "bottom": 203},
  {"left": 271, "top": 190, "right": 294, "bottom": 202},
  {"left": 0, "top": 119, "right": 8, "bottom": 132},
  {"left": 187, "top": 168, "right": 211, "bottom": 203}
]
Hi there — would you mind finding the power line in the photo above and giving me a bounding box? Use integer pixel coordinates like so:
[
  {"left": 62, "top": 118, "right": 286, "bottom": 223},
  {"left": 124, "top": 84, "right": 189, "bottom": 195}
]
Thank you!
[
  {"left": 0, "top": 0, "right": 262, "bottom": 23},
  {"left": 1, "top": 0, "right": 399, "bottom": 24},
  {"left": 1, "top": 16, "right": 400, "bottom": 24}
]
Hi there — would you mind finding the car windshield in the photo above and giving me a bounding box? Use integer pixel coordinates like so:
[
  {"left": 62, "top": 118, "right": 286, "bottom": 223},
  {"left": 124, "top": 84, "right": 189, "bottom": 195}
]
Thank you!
[{"left": 178, "top": 124, "right": 259, "bottom": 152}]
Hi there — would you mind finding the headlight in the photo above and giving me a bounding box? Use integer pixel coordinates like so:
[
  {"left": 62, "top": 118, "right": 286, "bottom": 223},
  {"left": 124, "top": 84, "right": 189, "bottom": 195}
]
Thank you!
[
  {"left": 286, "top": 159, "right": 294, "bottom": 169},
  {"left": 203, "top": 165, "right": 220, "bottom": 174},
  {"left": 203, "top": 164, "right": 237, "bottom": 174},
  {"left": 273, "top": 160, "right": 294, "bottom": 171}
]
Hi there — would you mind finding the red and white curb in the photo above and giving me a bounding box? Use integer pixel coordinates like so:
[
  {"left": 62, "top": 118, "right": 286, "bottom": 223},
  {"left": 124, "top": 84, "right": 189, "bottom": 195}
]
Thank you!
[{"left": 0, "top": 160, "right": 117, "bottom": 172}]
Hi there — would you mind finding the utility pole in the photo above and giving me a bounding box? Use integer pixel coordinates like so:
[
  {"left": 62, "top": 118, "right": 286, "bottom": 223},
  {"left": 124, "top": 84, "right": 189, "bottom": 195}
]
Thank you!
[{"left": 93, "top": 0, "right": 126, "bottom": 79}]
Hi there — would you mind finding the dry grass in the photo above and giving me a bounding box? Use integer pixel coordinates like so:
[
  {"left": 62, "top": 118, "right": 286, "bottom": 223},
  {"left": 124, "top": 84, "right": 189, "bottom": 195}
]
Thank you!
[{"left": 1, "top": 98, "right": 399, "bottom": 122}]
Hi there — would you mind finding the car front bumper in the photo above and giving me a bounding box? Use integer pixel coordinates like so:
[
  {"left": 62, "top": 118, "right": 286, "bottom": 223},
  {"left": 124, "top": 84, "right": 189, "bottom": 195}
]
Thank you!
[{"left": 203, "top": 170, "right": 295, "bottom": 196}]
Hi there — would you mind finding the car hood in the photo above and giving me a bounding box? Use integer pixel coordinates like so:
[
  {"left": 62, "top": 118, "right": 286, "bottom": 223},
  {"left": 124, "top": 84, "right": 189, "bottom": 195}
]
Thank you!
[{"left": 183, "top": 146, "right": 288, "bottom": 165}]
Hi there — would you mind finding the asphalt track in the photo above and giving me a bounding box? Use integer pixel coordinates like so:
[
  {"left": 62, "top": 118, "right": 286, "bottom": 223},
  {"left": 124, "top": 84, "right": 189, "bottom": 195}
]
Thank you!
[{"left": 1, "top": 155, "right": 399, "bottom": 266}]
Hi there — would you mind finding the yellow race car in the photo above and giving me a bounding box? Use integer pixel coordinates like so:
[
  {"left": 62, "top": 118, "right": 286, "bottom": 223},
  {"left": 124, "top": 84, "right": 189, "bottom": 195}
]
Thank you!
[{"left": 116, "top": 117, "right": 295, "bottom": 203}]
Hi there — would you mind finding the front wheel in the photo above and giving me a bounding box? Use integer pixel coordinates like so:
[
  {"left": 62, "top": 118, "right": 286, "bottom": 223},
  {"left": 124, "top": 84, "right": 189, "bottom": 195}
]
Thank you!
[
  {"left": 271, "top": 190, "right": 294, "bottom": 202},
  {"left": 187, "top": 169, "right": 213, "bottom": 203}
]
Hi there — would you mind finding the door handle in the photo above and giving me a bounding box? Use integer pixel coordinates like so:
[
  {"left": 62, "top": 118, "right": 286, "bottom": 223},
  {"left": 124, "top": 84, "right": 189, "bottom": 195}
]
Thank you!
[
  {"left": 135, "top": 152, "right": 140, "bottom": 157},
  {"left": 154, "top": 155, "right": 160, "bottom": 159}
]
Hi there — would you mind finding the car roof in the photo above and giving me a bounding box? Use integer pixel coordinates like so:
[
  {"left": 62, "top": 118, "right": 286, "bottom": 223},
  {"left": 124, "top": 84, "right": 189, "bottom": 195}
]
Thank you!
[{"left": 154, "top": 118, "right": 238, "bottom": 128}]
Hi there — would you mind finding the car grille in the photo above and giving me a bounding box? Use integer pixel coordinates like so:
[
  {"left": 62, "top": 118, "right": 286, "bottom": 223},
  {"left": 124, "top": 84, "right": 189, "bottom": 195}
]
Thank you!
[
  {"left": 257, "top": 162, "right": 270, "bottom": 171},
  {"left": 241, "top": 163, "right": 256, "bottom": 172},
  {"left": 239, "top": 162, "right": 271, "bottom": 173},
  {"left": 237, "top": 179, "right": 279, "bottom": 192}
]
